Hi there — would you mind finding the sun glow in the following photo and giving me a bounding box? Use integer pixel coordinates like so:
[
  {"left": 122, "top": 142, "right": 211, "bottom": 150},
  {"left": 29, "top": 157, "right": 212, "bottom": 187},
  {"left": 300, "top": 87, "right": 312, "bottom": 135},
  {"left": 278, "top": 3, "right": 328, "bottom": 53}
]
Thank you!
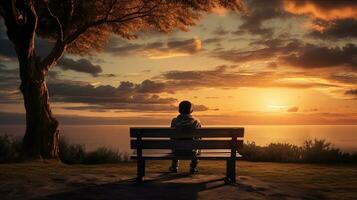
[{"left": 268, "top": 104, "right": 288, "bottom": 111}]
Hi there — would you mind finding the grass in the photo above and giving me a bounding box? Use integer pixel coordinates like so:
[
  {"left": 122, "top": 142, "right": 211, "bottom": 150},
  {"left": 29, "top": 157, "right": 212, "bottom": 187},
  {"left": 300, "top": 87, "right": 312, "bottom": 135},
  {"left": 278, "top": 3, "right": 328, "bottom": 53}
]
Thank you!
[{"left": 0, "top": 161, "right": 356, "bottom": 199}]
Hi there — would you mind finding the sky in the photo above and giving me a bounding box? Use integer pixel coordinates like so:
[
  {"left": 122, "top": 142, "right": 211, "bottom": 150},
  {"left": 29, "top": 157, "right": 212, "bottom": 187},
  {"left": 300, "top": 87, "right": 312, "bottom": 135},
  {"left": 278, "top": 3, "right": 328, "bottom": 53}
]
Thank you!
[{"left": 0, "top": 0, "right": 357, "bottom": 125}]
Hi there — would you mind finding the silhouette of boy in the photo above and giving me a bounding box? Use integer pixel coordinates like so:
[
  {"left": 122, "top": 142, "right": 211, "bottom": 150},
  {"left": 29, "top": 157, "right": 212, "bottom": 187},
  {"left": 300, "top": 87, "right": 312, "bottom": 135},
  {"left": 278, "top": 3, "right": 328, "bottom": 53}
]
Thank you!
[{"left": 169, "top": 100, "right": 201, "bottom": 174}]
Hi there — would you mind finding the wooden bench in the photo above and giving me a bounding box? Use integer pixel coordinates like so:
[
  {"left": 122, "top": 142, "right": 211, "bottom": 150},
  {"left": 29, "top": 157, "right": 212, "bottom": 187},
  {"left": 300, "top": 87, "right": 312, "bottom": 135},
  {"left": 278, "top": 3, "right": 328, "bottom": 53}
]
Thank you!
[{"left": 130, "top": 127, "right": 244, "bottom": 183}]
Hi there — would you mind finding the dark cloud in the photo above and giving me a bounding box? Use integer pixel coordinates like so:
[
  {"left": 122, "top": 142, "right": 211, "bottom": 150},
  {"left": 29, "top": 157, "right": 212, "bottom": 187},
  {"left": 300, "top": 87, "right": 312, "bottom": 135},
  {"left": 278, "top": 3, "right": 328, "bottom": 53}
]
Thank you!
[
  {"left": 105, "top": 38, "right": 201, "bottom": 58},
  {"left": 266, "top": 62, "right": 278, "bottom": 69},
  {"left": 0, "top": 38, "right": 16, "bottom": 60},
  {"left": 287, "top": 106, "right": 299, "bottom": 112},
  {"left": 281, "top": 43, "right": 357, "bottom": 69},
  {"left": 0, "top": 64, "right": 21, "bottom": 103},
  {"left": 234, "top": 0, "right": 288, "bottom": 37},
  {"left": 49, "top": 78, "right": 212, "bottom": 113},
  {"left": 211, "top": 38, "right": 302, "bottom": 63},
  {"left": 309, "top": 19, "right": 357, "bottom": 40},
  {"left": 47, "top": 79, "right": 180, "bottom": 112},
  {"left": 57, "top": 58, "right": 103, "bottom": 77},
  {"left": 202, "top": 37, "right": 223, "bottom": 45},
  {"left": 167, "top": 39, "right": 202, "bottom": 54},
  {"left": 135, "top": 80, "right": 167, "bottom": 93},
  {"left": 212, "top": 26, "right": 229, "bottom": 35},
  {"left": 160, "top": 65, "right": 338, "bottom": 90},
  {"left": 0, "top": 24, "right": 54, "bottom": 60},
  {"left": 345, "top": 89, "right": 357, "bottom": 98},
  {"left": 329, "top": 73, "right": 357, "bottom": 85},
  {"left": 212, "top": 37, "right": 357, "bottom": 70}
]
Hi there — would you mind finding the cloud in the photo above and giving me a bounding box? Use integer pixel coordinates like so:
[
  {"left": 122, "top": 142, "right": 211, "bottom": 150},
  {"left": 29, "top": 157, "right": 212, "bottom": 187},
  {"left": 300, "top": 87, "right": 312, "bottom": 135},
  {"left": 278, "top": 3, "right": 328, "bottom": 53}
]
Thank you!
[
  {"left": 309, "top": 19, "right": 357, "bottom": 40},
  {"left": 283, "top": 0, "right": 357, "bottom": 21},
  {"left": 0, "top": 23, "right": 54, "bottom": 60},
  {"left": 0, "top": 38, "right": 16, "bottom": 60},
  {"left": 234, "top": 0, "right": 288, "bottom": 37},
  {"left": 329, "top": 73, "right": 357, "bottom": 85},
  {"left": 287, "top": 106, "right": 299, "bottom": 112},
  {"left": 105, "top": 38, "right": 202, "bottom": 59},
  {"left": 0, "top": 64, "right": 21, "bottom": 103},
  {"left": 159, "top": 65, "right": 338, "bottom": 90},
  {"left": 202, "top": 37, "right": 223, "bottom": 45},
  {"left": 212, "top": 26, "right": 229, "bottom": 35},
  {"left": 46, "top": 78, "right": 211, "bottom": 112},
  {"left": 281, "top": 43, "right": 357, "bottom": 69},
  {"left": 283, "top": 0, "right": 357, "bottom": 41},
  {"left": 345, "top": 89, "right": 357, "bottom": 98},
  {"left": 211, "top": 37, "right": 357, "bottom": 70},
  {"left": 211, "top": 38, "right": 303, "bottom": 63},
  {"left": 57, "top": 58, "right": 103, "bottom": 77}
]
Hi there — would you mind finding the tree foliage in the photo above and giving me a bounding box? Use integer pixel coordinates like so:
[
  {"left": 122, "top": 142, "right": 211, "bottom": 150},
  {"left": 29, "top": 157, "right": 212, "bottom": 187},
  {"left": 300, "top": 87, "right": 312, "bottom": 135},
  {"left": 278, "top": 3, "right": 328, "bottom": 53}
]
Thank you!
[{"left": 1, "top": 0, "right": 244, "bottom": 66}]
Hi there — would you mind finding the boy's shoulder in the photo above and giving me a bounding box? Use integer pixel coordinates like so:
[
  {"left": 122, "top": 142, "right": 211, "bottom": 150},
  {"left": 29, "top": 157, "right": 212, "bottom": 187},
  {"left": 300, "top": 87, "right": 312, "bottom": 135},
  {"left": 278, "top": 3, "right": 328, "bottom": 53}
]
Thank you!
[{"left": 171, "top": 114, "right": 201, "bottom": 128}]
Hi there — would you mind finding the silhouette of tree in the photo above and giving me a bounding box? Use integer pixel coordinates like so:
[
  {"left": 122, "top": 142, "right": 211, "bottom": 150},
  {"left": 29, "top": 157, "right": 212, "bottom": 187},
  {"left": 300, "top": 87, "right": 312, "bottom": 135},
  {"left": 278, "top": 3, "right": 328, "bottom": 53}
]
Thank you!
[{"left": 0, "top": 0, "right": 244, "bottom": 159}]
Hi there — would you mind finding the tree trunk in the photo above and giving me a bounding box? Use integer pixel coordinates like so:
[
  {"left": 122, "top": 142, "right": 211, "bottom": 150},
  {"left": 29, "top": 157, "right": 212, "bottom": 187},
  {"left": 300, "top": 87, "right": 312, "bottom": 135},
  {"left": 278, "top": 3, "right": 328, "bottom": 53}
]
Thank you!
[
  {"left": 1, "top": 0, "right": 61, "bottom": 159},
  {"left": 20, "top": 55, "right": 60, "bottom": 159}
]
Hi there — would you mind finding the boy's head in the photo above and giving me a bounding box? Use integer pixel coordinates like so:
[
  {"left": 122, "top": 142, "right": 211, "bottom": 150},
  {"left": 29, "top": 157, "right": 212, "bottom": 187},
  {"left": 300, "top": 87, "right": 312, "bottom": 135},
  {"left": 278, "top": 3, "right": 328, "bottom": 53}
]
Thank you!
[{"left": 179, "top": 100, "right": 193, "bottom": 115}]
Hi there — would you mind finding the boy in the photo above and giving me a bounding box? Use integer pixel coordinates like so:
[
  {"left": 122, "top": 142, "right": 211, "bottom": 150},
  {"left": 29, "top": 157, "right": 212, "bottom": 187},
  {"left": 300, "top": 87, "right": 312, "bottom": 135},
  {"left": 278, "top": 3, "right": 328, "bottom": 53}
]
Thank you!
[{"left": 170, "top": 100, "right": 201, "bottom": 174}]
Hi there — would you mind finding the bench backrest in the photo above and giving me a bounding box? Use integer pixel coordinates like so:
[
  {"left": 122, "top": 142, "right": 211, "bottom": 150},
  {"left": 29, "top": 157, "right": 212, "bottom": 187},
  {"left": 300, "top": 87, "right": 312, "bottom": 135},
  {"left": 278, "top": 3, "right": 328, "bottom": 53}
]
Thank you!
[{"left": 130, "top": 127, "right": 244, "bottom": 151}]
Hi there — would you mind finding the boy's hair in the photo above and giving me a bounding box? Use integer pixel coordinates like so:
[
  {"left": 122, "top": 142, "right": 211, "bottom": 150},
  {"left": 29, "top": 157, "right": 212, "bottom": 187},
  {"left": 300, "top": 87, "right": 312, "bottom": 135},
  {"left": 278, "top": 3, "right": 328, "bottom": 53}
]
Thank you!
[{"left": 179, "top": 100, "right": 193, "bottom": 114}]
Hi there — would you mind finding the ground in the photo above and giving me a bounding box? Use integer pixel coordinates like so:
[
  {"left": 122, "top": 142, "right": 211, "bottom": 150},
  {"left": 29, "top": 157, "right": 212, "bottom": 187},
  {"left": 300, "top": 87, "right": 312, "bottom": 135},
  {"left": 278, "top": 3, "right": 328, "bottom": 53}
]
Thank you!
[{"left": 0, "top": 161, "right": 356, "bottom": 200}]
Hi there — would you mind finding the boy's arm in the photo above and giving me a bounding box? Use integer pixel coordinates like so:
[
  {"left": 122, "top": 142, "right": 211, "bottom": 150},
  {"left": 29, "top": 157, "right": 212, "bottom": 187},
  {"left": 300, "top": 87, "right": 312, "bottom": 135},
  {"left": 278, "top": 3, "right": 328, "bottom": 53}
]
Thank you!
[{"left": 195, "top": 119, "right": 202, "bottom": 128}]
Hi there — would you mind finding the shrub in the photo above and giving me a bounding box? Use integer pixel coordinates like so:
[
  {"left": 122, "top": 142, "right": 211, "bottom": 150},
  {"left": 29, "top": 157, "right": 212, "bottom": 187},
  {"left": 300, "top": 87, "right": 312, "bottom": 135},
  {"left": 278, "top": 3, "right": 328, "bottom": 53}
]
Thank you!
[
  {"left": 302, "top": 139, "right": 342, "bottom": 163},
  {"left": 59, "top": 138, "right": 124, "bottom": 164},
  {"left": 0, "top": 135, "right": 22, "bottom": 163},
  {"left": 265, "top": 143, "right": 301, "bottom": 163},
  {"left": 240, "top": 139, "right": 357, "bottom": 163},
  {"left": 59, "top": 139, "right": 86, "bottom": 164}
]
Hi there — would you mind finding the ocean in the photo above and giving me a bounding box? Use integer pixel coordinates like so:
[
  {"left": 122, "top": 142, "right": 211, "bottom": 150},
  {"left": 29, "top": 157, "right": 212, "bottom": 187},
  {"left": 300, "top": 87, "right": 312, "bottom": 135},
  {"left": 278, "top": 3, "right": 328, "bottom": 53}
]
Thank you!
[{"left": 0, "top": 125, "right": 356, "bottom": 154}]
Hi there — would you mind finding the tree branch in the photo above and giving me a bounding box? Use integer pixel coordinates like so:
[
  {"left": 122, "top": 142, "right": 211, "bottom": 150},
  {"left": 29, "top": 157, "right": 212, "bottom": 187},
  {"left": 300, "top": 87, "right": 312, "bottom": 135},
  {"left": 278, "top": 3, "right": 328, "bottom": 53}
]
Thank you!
[
  {"left": 41, "top": 1, "right": 161, "bottom": 70},
  {"left": 64, "top": 2, "right": 161, "bottom": 45},
  {"left": 43, "top": 0, "right": 64, "bottom": 42},
  {"left": 40, "top": 40, "right": 66, "bottom": 71}
]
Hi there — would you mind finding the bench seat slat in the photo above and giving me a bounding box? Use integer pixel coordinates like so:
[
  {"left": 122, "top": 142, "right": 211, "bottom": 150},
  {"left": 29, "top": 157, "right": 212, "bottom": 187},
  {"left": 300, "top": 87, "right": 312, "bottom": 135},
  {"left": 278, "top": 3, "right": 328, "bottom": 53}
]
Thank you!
[
  {"left": 130, "top": 127, "right": 244, "bottom": 138},
  {"left": 131, "top": 139, "right": 243, "bottom": 150},
  {"left": 131, "top": 153, "right": 242, "bottom": 160}
]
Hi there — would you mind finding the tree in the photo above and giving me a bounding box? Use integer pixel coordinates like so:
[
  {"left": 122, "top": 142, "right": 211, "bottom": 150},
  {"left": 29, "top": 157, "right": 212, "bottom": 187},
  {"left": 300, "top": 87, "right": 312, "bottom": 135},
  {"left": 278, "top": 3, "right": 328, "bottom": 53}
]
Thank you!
[{"left": 0, "top": 0, "right": 244, "bottom": 159}]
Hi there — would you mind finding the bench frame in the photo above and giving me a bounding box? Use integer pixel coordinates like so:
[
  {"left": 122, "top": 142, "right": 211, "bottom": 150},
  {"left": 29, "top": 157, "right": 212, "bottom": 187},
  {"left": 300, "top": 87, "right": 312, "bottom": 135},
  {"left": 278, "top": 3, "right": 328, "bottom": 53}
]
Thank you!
[{"left": 130, "top": 127, "right": 244, "bottom": 183}]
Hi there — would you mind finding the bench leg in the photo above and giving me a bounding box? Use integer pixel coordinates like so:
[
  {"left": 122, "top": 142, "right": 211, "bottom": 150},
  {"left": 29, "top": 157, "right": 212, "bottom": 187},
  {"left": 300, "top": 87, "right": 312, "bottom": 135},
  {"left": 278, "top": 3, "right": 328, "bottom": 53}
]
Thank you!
[
  {"left": 137, "top": 159, "right": 145, "bottom": 183},
  {"left": 226, "top": 159, "right": 236, "bottom": 184},
  {"left": 226, "top": 159, "right": 231, "bottom": 183},
  {"left": 230, "top": 159, "right": 236, "bottom": 183}
]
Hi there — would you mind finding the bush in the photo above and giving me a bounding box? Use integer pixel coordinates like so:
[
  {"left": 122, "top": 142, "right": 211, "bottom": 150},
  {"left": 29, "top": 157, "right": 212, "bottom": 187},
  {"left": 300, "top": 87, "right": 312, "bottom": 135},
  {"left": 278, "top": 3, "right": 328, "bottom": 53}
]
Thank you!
[
  {"left": 59, "top": 139, "right": 86, "bottom": 164},
  {"left": 0, "top": 135, "right": 22, "bottom": 163},
  {"left": 241, "top": 141, "right": 301, "bottom": 162},
  {"left": 59, "top": 138, "right": 125, "bottom": 164},
  {"left": 241, "top": 139, "right": 357, "bottom": 164},
  {"left": 302, "top": 139, "right": 342, "bottom": 163}
]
